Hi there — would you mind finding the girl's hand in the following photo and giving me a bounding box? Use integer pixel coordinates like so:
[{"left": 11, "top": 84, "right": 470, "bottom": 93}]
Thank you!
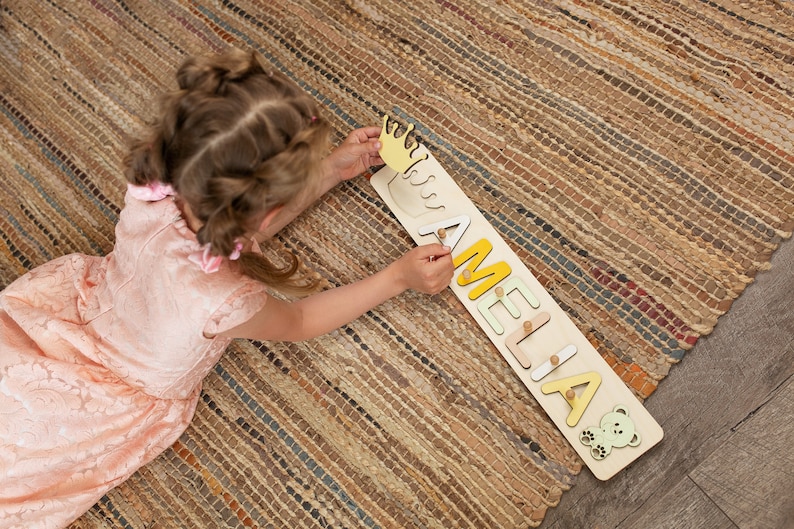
[
  {"left": 390, "top": 244, "right": 454, "bottom": 295},
  {"left": 218, "top": 243, "right": 455, "bottom": 342},
  {"left": 322, "top": 126, "right": 384, "bottom": 184}
]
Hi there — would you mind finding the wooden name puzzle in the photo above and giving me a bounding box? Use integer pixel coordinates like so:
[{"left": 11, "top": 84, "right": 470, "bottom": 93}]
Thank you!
[{"left": 371, "top": 115, "right": 663, "bottom": 480}]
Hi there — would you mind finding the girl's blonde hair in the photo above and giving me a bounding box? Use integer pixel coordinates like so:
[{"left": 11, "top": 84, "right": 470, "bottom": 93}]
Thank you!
[{"left": 125, "top": 48, "right": 330, "bottom": 294}]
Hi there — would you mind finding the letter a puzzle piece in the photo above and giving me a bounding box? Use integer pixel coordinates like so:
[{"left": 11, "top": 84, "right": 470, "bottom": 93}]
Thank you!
[
  {"left": 418, "top": 214, "right": 471, "bottom": 251},
  {"left": 542, "top": 372, "right": 602, "bottom": 427},
  {"left": 369, "top": 115, "right": 664, "bottom": 480}
]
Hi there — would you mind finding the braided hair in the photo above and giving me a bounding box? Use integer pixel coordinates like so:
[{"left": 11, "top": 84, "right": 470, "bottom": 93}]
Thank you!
[{"left": 125, "top": 48, "right": 330, "bottom": 294}]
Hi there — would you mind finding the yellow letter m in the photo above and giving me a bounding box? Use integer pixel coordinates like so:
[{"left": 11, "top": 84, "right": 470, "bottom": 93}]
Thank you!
[{"left": 453, "top": 239, "right": 512, "bottom": 300}]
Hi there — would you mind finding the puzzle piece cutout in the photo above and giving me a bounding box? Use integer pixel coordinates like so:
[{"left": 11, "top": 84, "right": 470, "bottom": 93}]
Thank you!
[
  {"left": 386, "top": 170, "right": 445, "bottom": 218},
  {"left": 370, "top": 115, "right": 663, "bottom": 480}
]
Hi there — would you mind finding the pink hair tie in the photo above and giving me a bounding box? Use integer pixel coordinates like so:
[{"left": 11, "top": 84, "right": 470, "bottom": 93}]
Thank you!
[
  {"left": 311, "top": 115, "right": 318, "bottom": 122},
  {"left": 188, "top": 241, "right": 243, "bottom": 274},
  {"left": 127, "top": 182, "right": 175, "bottom": 202},
  {"left": 229, "top": 241, "right": 243, "bottom": 260}
]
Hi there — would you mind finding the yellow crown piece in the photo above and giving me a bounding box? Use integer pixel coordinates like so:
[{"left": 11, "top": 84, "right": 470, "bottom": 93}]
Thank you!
[{"left": 378, "top": 115, "right": 428, "bottom": 174}]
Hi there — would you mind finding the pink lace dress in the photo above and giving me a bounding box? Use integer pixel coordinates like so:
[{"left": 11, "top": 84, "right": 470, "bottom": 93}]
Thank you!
[{"left": 0, "top": 189, "right": 269, "bottom": 528}]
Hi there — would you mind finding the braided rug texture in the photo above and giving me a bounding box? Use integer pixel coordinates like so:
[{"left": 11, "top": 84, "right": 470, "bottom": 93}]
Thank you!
[{"left": 1, "top": 1, "right": 792, "bottom": 527}]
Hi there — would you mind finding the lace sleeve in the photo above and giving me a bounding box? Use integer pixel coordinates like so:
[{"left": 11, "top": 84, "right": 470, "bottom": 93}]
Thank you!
[{"left": 204, "top": 280, "right": 269, "bottom": 336}]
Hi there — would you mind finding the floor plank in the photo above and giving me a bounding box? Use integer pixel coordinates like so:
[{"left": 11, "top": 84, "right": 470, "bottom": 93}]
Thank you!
[
  {"left": 689, "top": 378, "right": 794, "bottom": 529},
  {"left": 620, "top": 477, "right": 736, "bottom": 529},
  {"left": 541, "top": 238, "right": 794, "bottom": 528}
]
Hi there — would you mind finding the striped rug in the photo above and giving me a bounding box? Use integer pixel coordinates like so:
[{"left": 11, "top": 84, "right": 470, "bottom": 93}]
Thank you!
[{"left": 1, "top": 1, "right": 792, "bottom": 527}]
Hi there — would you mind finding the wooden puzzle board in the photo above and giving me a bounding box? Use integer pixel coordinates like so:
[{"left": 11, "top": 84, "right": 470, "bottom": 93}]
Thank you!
[{"left": 371, "top": 124, "right": 663, "bottom": 480}]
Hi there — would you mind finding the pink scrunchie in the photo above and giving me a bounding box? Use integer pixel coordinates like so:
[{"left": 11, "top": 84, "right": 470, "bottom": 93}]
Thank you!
[
  {"left": 127, "top": 182, "right": 243, "bottom": 274},
  {"left": 187, "top": 242, "right": 243, "bottom": 274},
  {"left": 127, "top": 182, "right": 175, "bottom": 201}
]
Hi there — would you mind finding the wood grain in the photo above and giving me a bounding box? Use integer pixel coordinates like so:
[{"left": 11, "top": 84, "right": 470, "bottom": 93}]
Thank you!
[
  {"left": 628, "top": 477, "right": 737, "bottom": 529},
  {"left": 690, "top": 379, "right": 794, "bottom": 529},
  {"left": 542, "top": 238, "right": 794, "bottom": 528}
]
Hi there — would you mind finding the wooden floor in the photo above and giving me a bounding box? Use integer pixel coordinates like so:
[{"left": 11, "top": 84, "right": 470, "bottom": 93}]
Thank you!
[{"left": 541, "top": 238, "right": 794, "bottom": 529}]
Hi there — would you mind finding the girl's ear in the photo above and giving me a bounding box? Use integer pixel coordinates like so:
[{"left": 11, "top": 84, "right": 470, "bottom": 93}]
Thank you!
[{"left": 258, "top": 205, "right": 284, "bottom": 231}]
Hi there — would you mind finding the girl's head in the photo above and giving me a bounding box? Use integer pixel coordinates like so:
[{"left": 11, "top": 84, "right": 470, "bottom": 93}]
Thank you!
[{"left": 126, "top": 48, "right": 330, "bottom": 293}]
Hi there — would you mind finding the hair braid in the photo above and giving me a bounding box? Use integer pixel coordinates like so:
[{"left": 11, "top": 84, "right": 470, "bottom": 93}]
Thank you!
[{"left": 125, "top": 48, "right": 330, "bottom": 295}]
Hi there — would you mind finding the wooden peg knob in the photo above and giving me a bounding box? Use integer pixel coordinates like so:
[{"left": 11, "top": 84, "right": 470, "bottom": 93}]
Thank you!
[
  {"left": 462, "top": 269, "right": 472, "bottom": 281},
  {"left": 550, "top": 354, "right": 560, "bottom": 366},
  {"left": 565, "top": 389, "right": 576, "bottom": 400},
  {"left": 437, "top": 227, "right": 447, "bottom": 239},
  {"left": 523, "top": 320, "right": 533, "bottom": 333},
  {"left": 495, "top": 286, "right": 504, "bottom": 298}
]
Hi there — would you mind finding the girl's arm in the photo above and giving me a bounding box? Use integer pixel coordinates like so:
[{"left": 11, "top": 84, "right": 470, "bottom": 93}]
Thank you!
[
  {"left": 260, "top": 126, "right": 383, "bottom": 238},
  {"left": 218, "top": 244, "right": 453, "bottom": 342}
]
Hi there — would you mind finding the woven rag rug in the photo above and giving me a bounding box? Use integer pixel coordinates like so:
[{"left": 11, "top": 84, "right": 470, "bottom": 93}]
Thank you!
[{"left": 1, "top": 1, "right": 793, "bottom": 527}]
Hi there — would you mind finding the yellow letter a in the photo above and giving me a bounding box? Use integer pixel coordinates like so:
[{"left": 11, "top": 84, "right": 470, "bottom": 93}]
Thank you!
[{"left": 541, "top": 371, "right": 602, "bottom": 427}]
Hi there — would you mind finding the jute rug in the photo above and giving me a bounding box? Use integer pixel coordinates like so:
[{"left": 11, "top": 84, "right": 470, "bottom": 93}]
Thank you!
[{"left": 1, "top": 1, "right": 792, "bottom": 527}]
